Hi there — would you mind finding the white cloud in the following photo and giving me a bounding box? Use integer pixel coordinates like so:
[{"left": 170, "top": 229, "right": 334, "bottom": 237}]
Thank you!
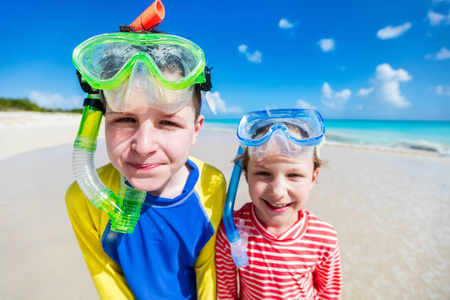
[
  {"left": 321, "top": 82, "right": 351, "bottom": 109},
  {"left": 29, "top": 91, "right": 84, "bottom": 110},
  {"left": 377, "top": 22, "right": 412, "bottom": 39},
  {"left": 425, "top": 47, "right": 450, "bottom": 60},
  {"left": 436, "top": 85, "right": 450, "bottom": 96},
  {"left": 358, "top": 87, "right": 375, "bottom": 97},
  {"left": 427, "top": 10, "right": 449, "bottom": 26},
  {"left": 279, "top": 18, "right": 295, "bottom": 29},
  {"left": 317, "top": 38, "right": 335, "bottom": 52},
  {"left": 374, "top": 63, "right": 412, "bottom": 108},
  {"left": 295, "top": 100, "right": 316, "bottom": 110},
  {"left": 436, "top": 47, "right": 450, "bottom": 59},
  {"left": 238, "top": 44, "right": 262, "bottom": 63},
  {"left": 207, "top": 91, "right": 242, "bottom": 114}
]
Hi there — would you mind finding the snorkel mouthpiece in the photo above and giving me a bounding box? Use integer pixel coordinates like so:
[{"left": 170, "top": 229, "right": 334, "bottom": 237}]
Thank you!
[{"left": 130, "top": 0, "right": 165, "bottom": 31}]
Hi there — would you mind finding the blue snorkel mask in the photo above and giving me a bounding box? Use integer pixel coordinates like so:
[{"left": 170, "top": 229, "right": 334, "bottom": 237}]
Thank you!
[{"left": 223, "top": 108, "right": 325, "bottom": 267}]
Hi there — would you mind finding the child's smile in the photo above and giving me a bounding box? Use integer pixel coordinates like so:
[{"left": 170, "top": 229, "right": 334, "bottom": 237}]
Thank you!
[
  {"left": 263, "top": 200, "right": 293, "bottom": 211},
  {"left": 246, "top": 154, "right": 319, "bottom": 235}
]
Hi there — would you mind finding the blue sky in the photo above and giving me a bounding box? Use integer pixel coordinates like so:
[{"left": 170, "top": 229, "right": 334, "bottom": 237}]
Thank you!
[{"left": 0, "top": 0, "right": 449, "bottom": 120}]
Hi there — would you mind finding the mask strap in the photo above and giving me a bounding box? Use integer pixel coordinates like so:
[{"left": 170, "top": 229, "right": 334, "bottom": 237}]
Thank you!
[
  {"left": 316, "top": 137, "right": 325, "bottom": 159},
  {"left": 202, "top": 66, "right": 216, "bottom": 114}
]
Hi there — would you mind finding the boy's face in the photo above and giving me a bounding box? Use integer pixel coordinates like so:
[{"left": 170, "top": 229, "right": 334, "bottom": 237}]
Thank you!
[
  {"left": 105, "top": 102, "right": 204, "bottom": 197},
  {"left": 246, "top": 154, "right": 319, "bottom": 234}
]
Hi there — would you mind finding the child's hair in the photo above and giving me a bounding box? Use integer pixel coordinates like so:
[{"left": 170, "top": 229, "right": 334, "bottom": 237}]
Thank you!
[
  {"left": 98, "top": 23, "right": 203, "bottom": 119},
  {"left": 236, "top": 147, "right": 326, "bottom": 175}
]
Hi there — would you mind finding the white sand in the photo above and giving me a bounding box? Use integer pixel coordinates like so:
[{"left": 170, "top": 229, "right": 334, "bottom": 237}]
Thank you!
[
  {"left": 0, "top": 112, "right": 449, "bottom": 299},
  {"left": 0, "top": 111, "right": 105, "bottom": 161}
]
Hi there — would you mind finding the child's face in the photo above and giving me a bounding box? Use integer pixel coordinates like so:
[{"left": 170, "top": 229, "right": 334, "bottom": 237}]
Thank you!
[
  {"left": 105, "top": 102, "right": 203, "bottom": 197},
  {"left": 246, "top": 154, "right": 319, "bottom": 234}
]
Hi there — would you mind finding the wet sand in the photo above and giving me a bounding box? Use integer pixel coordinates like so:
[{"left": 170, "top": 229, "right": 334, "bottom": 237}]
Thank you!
[{"left": 0, "top": 112, "right": 449, "bottom": 299}]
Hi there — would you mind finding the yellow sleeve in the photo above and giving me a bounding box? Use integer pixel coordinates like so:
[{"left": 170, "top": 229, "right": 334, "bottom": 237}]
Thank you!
[
  {"left": 191, "top": 157, "right": 227, "bottom": 300},
  {"left": 65, "top": 164, "right": 134, "bottom": 300}
]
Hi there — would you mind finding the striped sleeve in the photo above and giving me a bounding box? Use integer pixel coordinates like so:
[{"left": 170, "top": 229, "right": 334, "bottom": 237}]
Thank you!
[
  {"left": 313, "top": 233, "right": 342, "bottom": 299},
  {"left": 215, "top": 222, "right": 238, "bottom": 300}
]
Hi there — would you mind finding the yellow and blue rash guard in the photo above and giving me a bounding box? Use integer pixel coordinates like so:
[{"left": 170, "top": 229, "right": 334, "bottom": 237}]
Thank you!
[{"left": 65, "top": 157, "right": 226, "bottom": 300}]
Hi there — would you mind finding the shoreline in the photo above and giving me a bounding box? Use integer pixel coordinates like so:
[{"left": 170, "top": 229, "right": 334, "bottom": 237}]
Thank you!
[{"left": 1, "top": 111, "right": 447, "bottom": 162}]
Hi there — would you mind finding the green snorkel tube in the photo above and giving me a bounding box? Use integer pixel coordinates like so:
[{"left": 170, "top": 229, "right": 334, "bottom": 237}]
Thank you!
[
  {"left": 71, "top": 1, "right": 166, "bottom": 233},
  {"left": 73, "top": 76, "right": 146, "bottom": 234}
]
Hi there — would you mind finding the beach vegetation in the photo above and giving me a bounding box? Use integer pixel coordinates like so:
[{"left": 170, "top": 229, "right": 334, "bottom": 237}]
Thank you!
[{"left": 0, "top": 97, "right": 82, "bottom": 113}]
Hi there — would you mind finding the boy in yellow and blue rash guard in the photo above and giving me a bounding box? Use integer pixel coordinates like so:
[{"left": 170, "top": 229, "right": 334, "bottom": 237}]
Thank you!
[
  {"left": 65, "top": 1, "right": 225, "bottom": 299},
  {"left": 66, "top": 158, "right": 225, "bottom": 299}
]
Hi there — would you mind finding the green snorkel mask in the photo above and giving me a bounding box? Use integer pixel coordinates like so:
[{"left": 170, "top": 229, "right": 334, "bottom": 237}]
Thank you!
[
  {"left": 73, "top": 32, "right": 212, "bottom": 113},
  {"left": 71, "top": 0, "right": 213, "bottom": 234}
]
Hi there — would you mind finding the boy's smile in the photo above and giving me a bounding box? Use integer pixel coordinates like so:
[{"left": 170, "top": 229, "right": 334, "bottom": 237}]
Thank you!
[
  {"left": 105, "top": 103, "right": 203, "bottom": 198},
  {"left": 246, "top": 155, "right": 319, "bottom": 236}
]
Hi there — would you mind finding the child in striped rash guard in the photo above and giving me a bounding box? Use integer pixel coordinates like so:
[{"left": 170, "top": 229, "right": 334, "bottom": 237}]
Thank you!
[{"left": 216, "top": 109, "right": 342, "bottom": 299}]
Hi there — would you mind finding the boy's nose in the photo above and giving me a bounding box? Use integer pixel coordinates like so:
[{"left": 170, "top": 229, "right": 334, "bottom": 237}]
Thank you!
[{"left": 131, "top": 123, "right": 160, "bottom": 156}]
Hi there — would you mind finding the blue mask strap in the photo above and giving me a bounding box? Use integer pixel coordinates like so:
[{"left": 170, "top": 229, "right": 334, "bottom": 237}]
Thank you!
[{"left": 223, "top": 146, "right": 249, "bottom": 268}]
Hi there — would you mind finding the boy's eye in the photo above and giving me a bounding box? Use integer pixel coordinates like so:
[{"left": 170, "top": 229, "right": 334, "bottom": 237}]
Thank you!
[
  {"left": 255, "top": 171, "right": 270, "bottom": 176},
  {"left": 159, "top": 120, "right": 180, "bottom": 127},
  {"left": 114, "top": 117, "right": 136, "bottom": 123}
]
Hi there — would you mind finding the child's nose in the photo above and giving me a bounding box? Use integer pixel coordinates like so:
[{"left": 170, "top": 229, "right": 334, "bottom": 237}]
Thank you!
[
  {"left": 131, "top": 123, "right": 160, "bottom": 156},
  {"left": 268, "top": 178, "right": 287, "bottom": 199}
]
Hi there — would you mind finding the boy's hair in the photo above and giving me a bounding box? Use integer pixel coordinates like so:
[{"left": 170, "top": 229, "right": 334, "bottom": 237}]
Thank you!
[
  {"left": 98, "top": 24, "right": 203, "bottom": 119},
  {"left": 237, "top": 147, "right": 326, "bottom": 175}
]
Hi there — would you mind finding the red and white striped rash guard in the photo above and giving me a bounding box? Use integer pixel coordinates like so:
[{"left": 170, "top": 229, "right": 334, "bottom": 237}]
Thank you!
[{"left": 216, "top": 203, "right": 342, "bottom": 300}]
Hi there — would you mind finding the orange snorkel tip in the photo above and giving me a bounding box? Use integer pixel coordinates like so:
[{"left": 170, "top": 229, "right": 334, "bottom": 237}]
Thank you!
[{"left": 130, "top": 0, "right": 165, "bottom": 31}]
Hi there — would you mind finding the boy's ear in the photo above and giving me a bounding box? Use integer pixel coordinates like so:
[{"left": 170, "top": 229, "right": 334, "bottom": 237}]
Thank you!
[{"left": 192, "top": 115, "right": 204, "bottom": 146}]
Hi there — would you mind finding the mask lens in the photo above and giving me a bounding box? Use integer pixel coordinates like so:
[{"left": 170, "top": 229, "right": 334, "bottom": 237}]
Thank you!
[
  {"left": 149, "top": 44, "right": 199, "bottom": 81},
  {"left": 84, "top": 42, "right": 200, "bottom": 84},
  {"left": 74, "top": 33, "right": 207, "bottom": 91},
  {"left": 251, "top": 121, "right": 310, "bottom": 141},
  {"left": 95, "top": 43, "right": 137, "bottom": 80}
]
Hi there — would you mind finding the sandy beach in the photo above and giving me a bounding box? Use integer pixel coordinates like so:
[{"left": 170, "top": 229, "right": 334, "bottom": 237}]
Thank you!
[{"left": 0, "top": 111, "right": 449, "bottom": 299}]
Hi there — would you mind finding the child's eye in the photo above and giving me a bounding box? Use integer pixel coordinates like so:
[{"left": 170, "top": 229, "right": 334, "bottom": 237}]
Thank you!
[
  {"left": 255, "top": 171, "right": 270, "bottom": 176},
  {"left": 287, "top": 173, "right": 303, "bottom": 178}
]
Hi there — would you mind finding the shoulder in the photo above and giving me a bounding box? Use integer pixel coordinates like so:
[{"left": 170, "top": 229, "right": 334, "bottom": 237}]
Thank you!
[
  {"left": 189, "top": 156, "right": 225, "bottom": 180},
  {"left": 189, "top": 156, "right": 227, "bottom": 230},
  {"left": 189, "top": 156, "right": 226, "bottom": 196},
  {"left": 304, "top": 210, "right": 339, "bottom": 240}
]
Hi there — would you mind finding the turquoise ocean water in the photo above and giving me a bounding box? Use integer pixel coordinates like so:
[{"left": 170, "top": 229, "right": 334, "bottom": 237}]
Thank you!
[{"left": 204, "top": 119, "right": 450, "bottom": 156}]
